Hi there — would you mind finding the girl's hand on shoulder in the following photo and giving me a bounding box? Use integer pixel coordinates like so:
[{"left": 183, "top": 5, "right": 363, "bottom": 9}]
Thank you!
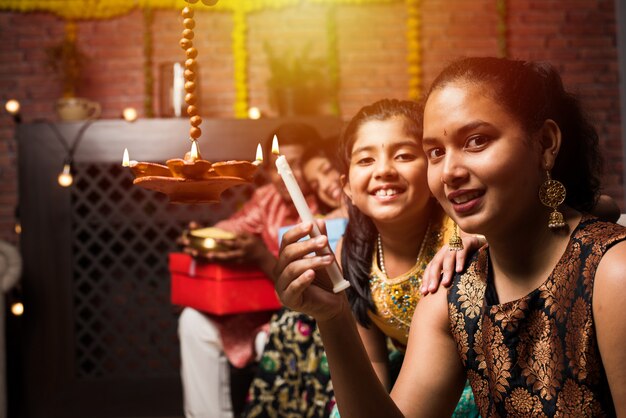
[
  {"left": 421, "top": 235, "right": 486, "bottom": 295},
  {"left": 274, "top": 219, "right": 348, "bottom": 321}
]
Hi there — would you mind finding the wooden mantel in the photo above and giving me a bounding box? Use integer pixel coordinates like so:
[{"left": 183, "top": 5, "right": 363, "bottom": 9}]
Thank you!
[{"left": 17, "top": 116, "right": 343, "bottom": 164}]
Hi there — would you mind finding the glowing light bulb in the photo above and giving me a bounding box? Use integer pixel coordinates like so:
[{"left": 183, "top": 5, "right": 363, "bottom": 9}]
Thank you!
[
  {"left": 11, "top": 302, "right": 24, "bottom": 316},
  {"left": 5, "top": 99, "right": 20, "bottom": 115},
  {"left": 58, "top": 163, "right": 73, "bottom": 187},
  {"left": 122, "top": 107, "right": 138, "bottom": 122},
  {"left": 248, "top": 107, "right": 261, "bottom": 120},
  {"left": 14, "top": 221, "right": 21, "bottom": 235},
  {"left": 271, "top": 135, "right": 279, "bottom": 155}
]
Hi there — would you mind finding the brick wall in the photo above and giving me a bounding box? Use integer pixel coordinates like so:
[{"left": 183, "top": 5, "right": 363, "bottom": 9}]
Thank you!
[{"left": 0, "top": 0, "right": 623, "bottom": 243}]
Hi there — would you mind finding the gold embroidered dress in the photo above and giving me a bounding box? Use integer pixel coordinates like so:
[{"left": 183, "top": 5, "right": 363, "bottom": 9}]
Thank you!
[
  {"left": 368, "top": 214, "right": 453, "bottom": 348},
  {"left": 363, "top": 213, "right": 479, "bottom": 418},
  {"left": 447, "top": 215, "right": 626, "bottom": 417}
]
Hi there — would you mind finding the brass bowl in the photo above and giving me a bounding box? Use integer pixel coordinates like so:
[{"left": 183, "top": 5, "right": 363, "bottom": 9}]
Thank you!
[{"left": 187, "top": 227, "right": 236, "bottom": 252}]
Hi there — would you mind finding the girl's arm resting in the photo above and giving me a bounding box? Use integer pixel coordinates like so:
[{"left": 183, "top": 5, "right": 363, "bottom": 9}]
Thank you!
[
  {"left": 593, "top": 240, "right": 626, "bottom": 416},
  {"left": 357, "top": 322, "right": 391, "bottom": 391},
  {"left": 392, "top": 287, "right": 466, "bottom": 417}
]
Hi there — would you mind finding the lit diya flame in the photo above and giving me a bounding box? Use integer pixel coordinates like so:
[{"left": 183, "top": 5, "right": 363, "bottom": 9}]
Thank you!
[
  {"left": 252, "top": 143, "right": 263, "bottom": 166},
  {"left": 190, "top": 140, "right": 199, "bottom": 160},
  {"left": 122, "top": 148, "right": 131, "bottom": 167}
]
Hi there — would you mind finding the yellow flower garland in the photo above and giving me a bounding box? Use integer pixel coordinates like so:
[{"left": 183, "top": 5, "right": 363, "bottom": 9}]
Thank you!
[
  {"left": 232, "top": 9, "right": 248, "bottom": 118},
  {"left": 405, "top": 0, "right": 421, "bottom": 101}
]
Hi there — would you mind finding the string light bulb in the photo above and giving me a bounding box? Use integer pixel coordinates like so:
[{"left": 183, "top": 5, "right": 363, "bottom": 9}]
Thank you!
[
  {"left": 248, "top": 107, "right": 261, "bottom": 120},
  {"left": 4, "top": 99, "right": 22, "bottom": 123},
  {"left": 11, "top": 302, "right": 24, "bottom": 316},
  {"left": 58, "top": 162, "right": 74, "bottom": 187},
  {"left": 122, "top": 107, "right": 138, "bottom": 122},
  {"left": 5, "top": 99, "right": 20, "bottom": 115}
]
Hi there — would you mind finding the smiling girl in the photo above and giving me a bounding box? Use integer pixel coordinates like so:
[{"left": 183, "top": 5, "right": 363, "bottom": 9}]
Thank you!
[{"left": 334, "top": 99, "right": 478, "bottom": 417}]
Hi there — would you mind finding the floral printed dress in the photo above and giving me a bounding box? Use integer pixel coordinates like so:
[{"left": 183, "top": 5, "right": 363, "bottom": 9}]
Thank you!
[{"left": 243, "top": 308, "right": 334, "bottom": 418}]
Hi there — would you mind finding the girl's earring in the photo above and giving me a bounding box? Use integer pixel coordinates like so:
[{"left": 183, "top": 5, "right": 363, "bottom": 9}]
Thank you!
[
  {"left": 449, "top": 222, "right": 464, "bottom": 251},
  {"left": 538, "top": 170, "right": 566, "bottom": 229}
]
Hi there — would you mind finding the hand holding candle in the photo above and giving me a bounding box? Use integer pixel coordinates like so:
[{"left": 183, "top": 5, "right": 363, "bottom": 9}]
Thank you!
[{"left": 274, "top": 144, "right": 350, "bottom": 293}]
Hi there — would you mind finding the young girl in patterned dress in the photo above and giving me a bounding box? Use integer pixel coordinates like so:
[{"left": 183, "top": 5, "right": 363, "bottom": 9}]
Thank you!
[{"left": 274, "top": 58, "right": 626, "bottom": 417}]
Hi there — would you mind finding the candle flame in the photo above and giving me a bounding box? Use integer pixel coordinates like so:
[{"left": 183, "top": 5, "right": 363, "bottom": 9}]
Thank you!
[
  {"left": 190, "top": 141, "right": 199, "bottom": 160},
  {"left": 122, "top": 148, "right": 130, "bottom": 167},
  {"left": 255, "top": 143, "right": 263, "bottom": 162},
  {"left": 271, "top": 135, "right": 279, "bottom": 155}
]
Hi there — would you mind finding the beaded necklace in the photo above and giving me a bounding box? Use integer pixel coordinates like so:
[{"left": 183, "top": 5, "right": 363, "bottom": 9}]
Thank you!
[
  {"left": 370, "top": 221, "right": 442, "bottom": 337},
  {"left": 376, "top": 222, "right": 430, "bottom": 277}
]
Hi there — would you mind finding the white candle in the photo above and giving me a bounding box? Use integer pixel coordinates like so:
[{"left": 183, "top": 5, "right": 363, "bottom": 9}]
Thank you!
[{"left": 276, "top": 155, "right": 350, "bottom": 293}]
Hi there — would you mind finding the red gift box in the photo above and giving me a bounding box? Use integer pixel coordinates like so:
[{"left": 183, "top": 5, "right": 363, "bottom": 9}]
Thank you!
[{"left": 169, "top": 252, "right": 281, "bottom": 315}]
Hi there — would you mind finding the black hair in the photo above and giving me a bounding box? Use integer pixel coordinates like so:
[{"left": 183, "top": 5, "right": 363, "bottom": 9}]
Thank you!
[
  {"left": 263, "top": 122, "right": 322, "bottom": 168},
  {"left": 301, "top": 135, "right": 341, "bottom": 170},
  {"left": 339, "top": 99, "right": 423, "bottom": 326},
  {"left": 426, "top": 57, "right": 602, "bottom": 211}
]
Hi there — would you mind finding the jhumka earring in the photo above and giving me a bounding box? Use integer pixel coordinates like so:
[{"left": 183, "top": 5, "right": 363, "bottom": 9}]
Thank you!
[
  {"left": 538, "top": 170, "right": 567, "bottom": 229},
  {"left": 449, "top": 222, "right": 464, "bottom": 251}
]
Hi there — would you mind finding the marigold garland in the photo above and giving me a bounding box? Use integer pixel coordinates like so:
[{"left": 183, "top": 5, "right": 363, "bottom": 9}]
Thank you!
[
  {"left": 405, "top": 0, "right": 421, "bottom": 101},
  {"left": 232, "top": 9, "right": 249, "bottom": 118}
]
